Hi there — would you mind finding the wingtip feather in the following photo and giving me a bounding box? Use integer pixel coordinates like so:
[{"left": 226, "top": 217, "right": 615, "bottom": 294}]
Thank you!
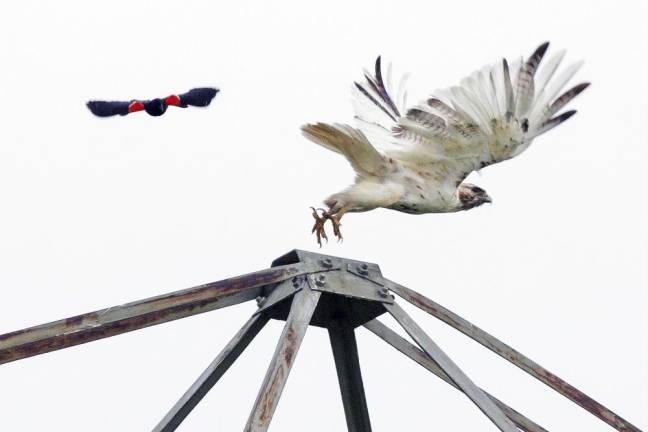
[
  {"left": 535, "top": 41, "right": 550, "bottom": 58},
  {"left": 576, "top": 82, "right": 591, "bottom": 91},
  {"left": 557, "top": 109, "right": 577, "bottom": 120}
]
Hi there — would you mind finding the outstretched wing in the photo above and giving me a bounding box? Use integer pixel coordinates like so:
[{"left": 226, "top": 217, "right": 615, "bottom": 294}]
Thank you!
[
  {"left": 353, "top": 42, "right": 589, "bottom": 186},
  {"left": 86, "top": 100, "right": 134, "bottom": 117},
  {"left": 176, "top": 87, "right": 219, "bottom": 107}
]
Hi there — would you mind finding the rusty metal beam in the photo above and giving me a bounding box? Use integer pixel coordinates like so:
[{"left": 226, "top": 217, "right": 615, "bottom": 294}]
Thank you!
[
  {"left": 364, "top": 319, "right": 548, "bottom": 432},
  {"left": 153, "top": 313, "right": 270, "bottom": 432},
  {"left": 245, "top": 287, "right": 321, "bottom": 432},
  {"left": 329, "top": 323, "right": 372, "bottom": 432},
  {"left": 0, "top": 263, "right": 308, "bottom": 365},
  {"left": 385, "top": 301, "right": 518, "bottom": 432},
  {"left": 385, "top": 279, "right": 642, "bottom": 432}
]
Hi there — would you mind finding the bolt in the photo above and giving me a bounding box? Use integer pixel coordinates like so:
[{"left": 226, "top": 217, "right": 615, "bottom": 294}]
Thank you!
[
  {"left": 292, "top": 276, "right": 301, "bottom": 289},
  {"left": 357, "top": 263, "right": 369, "bottom": 276},
  {"left": 256, "top": 296, "right": 266, "bottom": 307},
  {"left": 315, "top": 274, "right": 326, "bottom": 287},
  {"left": 320, "top": 258, "right": 333, "bottom": 268},
  {"left": 378, "top": 287, "right": 389, "bottom": 298}
]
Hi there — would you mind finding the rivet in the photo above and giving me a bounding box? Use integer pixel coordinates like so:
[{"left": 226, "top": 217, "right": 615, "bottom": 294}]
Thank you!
[
  {"left": 320, "top": 258, "right": 333, "bottom": 268},
  {"left": 378, "top": 287, "right": 389, "bottom": 298},
  {"left": 256, "top": 296, "right": 266, "bottom": 307},
  {"left": 357, "top": 263, "right": 369, "bottom": 276},
  {"left": 292, "top": 276, "right": 301, "bottom": 289},
  {"left": 315, "top": 274, "right": 326, "bottom": 287}
]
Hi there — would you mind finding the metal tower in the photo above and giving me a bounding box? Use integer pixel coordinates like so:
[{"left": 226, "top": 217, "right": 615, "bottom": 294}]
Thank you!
[{"left": 0, "top": 250, "right": 642, "bottom": 432}]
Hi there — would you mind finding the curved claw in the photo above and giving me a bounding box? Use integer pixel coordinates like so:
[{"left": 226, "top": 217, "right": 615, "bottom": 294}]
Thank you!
[
  {"left": 330, "top": 216, "right": 343, "bottom": 243},
  {"left": 310, "top": 207, "right": 328, "bottom": 247},
  {"left": 309, "top": 207, "right": 346, "bottom": 246}
]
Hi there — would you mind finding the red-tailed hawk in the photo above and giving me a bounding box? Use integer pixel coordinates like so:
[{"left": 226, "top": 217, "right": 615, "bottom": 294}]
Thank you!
[{"left": 303, "top": 42, "right": 589, "bottom": 245}]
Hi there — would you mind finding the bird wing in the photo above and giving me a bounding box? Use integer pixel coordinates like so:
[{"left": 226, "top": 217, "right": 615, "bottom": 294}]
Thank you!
[
  {"left": 86, "top": 100, "right": 133, "bottom": 117},
  {"left": 352, "top": 42, "right": 589, "bottom": 186},
  {"left": 176, "top": 87, "right": 219, "bottom": 107}
]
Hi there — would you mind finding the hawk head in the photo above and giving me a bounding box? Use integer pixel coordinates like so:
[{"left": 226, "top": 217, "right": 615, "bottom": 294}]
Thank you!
[{"left": 457, "top": 183, "right": 492, "bottom": 210}]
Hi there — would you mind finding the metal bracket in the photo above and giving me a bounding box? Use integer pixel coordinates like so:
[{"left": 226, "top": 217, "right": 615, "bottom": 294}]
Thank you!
[
  {"left": 307, "top": 270, "right": 392, "bottom": 304},
  {"left": 272, "top": 249, "right": 385, "bottom": 287},
  {"left": 254, "top": 276, "right": 305, "bottom": 316}
]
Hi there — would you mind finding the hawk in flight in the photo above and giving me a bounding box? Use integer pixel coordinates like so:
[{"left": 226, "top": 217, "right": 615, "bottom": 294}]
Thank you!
[
  {"left": 87, "top": 87, "right": 218, "bottom": 117},
  {"left": 303, "top": 42, "right": 589, "bottom": 245}
]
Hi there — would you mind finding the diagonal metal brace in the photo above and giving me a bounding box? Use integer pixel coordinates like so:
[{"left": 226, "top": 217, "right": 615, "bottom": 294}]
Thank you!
[
  {"left": 245, "top": 287, "right": 321, "bottom": 431},
  {"left": 386, "top": 279, "right": 643, "bottom": 432},
  {"left": 364, "top": 319, "right": 548, "bottom": 432},
  {"left": 385, "top": 302, "right": 518, "bottom": 432},
  {"left": 153, "top": 313, "right": 270, "bottom": 432},
  {"left": 0, "top": 262, "right": 309, "bottom": 365}
]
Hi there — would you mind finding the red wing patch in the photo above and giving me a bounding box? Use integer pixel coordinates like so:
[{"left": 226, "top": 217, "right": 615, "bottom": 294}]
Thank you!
[
  {"left": 164, "top": 95, "right": 181, "bottom": 106},
  {"left": 128, "top": 101, "right": 145, "bottom": 113}
]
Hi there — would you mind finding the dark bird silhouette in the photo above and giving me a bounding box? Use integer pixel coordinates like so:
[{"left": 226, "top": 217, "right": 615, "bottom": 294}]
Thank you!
[{"left": 86, "top": 87, "right": 219, "bottom": 117}]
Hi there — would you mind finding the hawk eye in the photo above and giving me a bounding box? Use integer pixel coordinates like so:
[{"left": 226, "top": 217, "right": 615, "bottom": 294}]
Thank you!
[{"left": 471, "top": 186, "right": 483, "bottom": 193}]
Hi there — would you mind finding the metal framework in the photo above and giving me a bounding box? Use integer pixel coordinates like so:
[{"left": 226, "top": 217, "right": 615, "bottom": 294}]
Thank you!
[{"left": 0, "top": 249, "right": 642, "bottom": 432}]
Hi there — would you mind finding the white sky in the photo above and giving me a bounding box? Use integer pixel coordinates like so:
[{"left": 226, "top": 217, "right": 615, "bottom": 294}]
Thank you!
[{"left": 0, "top": 1, "right": 646, "bottom": 430}]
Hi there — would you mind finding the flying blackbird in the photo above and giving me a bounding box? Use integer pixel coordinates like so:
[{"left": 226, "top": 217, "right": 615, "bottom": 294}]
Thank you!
[{"left": 87, "top": 87, "right": 219, "bottom": 117}]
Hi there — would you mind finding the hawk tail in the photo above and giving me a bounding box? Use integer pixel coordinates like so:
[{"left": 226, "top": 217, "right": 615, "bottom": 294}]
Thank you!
[{"left": 301, "top": 122, "right": 386, "bottom": 177}]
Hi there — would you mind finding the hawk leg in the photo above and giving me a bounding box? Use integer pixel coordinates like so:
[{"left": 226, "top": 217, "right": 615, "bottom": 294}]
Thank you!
[
  {"left": 310, "top": 207, "right": 347, "bottom": 246},
  {"left": 328, "top": 208, "right": 346, "bottom": 242},
  {"left": 311, "top": 207, "right": 329, "bottom": 247}
]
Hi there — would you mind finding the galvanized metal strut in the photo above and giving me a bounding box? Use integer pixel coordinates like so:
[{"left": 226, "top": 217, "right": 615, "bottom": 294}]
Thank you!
[{"left": 0, "top": 250, "right": 642, "bottom": 432}]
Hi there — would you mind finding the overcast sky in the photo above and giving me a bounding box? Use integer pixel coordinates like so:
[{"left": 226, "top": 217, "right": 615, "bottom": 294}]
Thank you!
[{"left": 0, "top": 1, "right": 646, "bottom": 430}]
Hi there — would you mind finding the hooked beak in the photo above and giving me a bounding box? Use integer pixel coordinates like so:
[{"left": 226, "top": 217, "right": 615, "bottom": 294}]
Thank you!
[{"left": 484, "top": 195, "right": 492, "bottom": 204}]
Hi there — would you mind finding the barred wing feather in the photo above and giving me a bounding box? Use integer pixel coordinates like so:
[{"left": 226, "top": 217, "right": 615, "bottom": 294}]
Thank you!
[{"left": 352, "top": 42, "right": 589, "bottom": 186}]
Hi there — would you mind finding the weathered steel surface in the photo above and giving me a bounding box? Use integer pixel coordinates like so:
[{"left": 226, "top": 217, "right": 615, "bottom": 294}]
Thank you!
[
  {"left": 2, "top": 249, "right": 641, "bottom": 432},
  {"left": 261, "top": 268, "right": 388, "bottom": 328},
  {"left": 153, "top": 313, "right": 270, "bottom": 432},
  {"left": 364, "top": 319, "right": 548, "bottom": 432},
  {"left": 0, "top": 263, "right": 307, "bottom": 365},
  {"left": 329, "top": 323, "right": 372, "bottom": 432},
  {"left": 385, "top": 302, "right": 518, "bottom": 432},
  {"left": 386, "top": 279, "right": 642, "bottom": 432},
  {"left": 245, "top": 287, "right": 321, "bottom": 432},
  {"left": 308, "top": 270, "right": 392, "bottom": 304},
  {"left": 271, "top": 250, "right": 383, "bottom": 288},
  {"left": 254, "top": 277, "right": 303, "bottom": 316}
]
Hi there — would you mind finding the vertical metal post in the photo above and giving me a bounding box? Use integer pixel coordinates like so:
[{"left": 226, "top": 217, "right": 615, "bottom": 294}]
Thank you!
[
  {"left": 244, "top": 287, "right": 321, "bottom": 432},
  {"left": 384, "top": 302, "right": 518, "bottom": 432},
  {"left": 153, "top": 313, "right": 270, "bottom": 432},
  {"left": 328, "top": 323, "right": 372, "bottom": 432}
]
